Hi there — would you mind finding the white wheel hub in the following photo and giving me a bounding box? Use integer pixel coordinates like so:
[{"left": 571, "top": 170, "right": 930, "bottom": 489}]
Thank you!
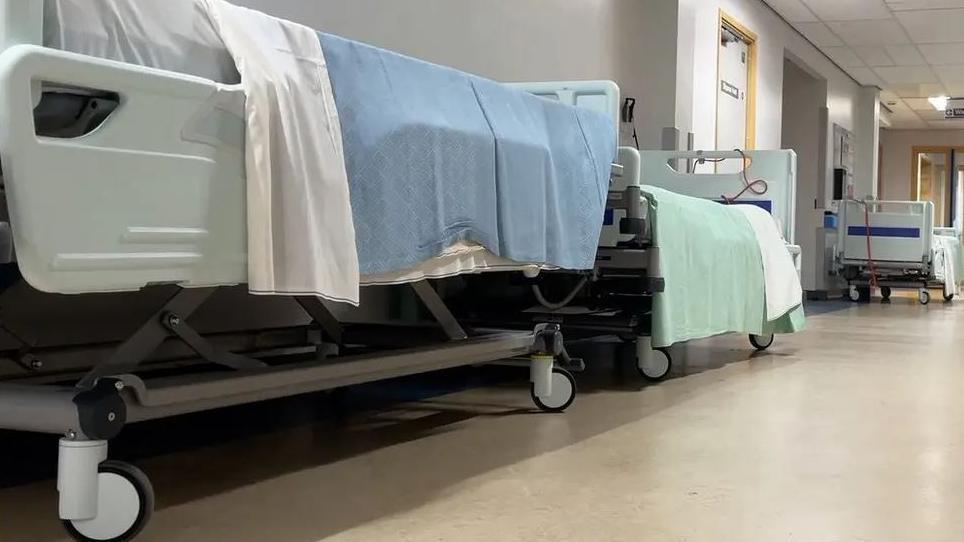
[
  {"left": 539, "top": 371, "right": 574, "bottom": 410},
  {"left": 639, "top": 348, "right": 670, "bottom": 379},
  {"left": 848, "top": 287, "right": 860, "bottom": 302},
  {"left": 68, "top": 472, "right": 141, "bottom": 541},
  {"left": 751, "top": 334, "right": 774, "bottom": 349}
]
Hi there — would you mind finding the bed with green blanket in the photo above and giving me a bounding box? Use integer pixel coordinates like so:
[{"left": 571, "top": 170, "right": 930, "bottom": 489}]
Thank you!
[{"left": 645, "top": 186, "right": 805, "bottom": 349}]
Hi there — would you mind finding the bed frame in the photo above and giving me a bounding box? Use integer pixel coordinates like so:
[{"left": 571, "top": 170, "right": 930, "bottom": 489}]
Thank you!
[
  {"left": 0, "top": 4, "right": 621, "bottom": 540},
  {"left": 836, "top": 199, "right": 950, "bottom": 304}
]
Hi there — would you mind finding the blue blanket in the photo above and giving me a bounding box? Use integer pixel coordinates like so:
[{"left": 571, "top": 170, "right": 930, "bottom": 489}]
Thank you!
[{"left": 319, "top": 33, "right": 616, "bottom": 275}]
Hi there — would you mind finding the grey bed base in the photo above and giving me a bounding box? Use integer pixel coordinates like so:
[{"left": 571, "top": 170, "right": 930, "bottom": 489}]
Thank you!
[{"left": 0, "top": 277, "right": 573, "bottom": 541}]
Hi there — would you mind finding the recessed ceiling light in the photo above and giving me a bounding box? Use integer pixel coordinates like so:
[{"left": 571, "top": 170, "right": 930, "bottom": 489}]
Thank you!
[{"left": 929, "top": 95, "right": 949, "bottom": 111}]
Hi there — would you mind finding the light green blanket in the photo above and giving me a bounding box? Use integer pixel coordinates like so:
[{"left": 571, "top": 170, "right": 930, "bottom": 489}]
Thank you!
[{"left": 646, "top": 186, "right": 805, "bottom": 348}]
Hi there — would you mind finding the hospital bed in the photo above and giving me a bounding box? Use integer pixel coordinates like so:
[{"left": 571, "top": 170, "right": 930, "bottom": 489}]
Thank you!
[
  {"left": 836, "top": 200, "right": 959, "bottom": 304},
  {"left": 455, "top": 148, "right": 804, "bottom": 382},
  {"left": 0, "top": 2, "right": 620, "bottom": 540}
]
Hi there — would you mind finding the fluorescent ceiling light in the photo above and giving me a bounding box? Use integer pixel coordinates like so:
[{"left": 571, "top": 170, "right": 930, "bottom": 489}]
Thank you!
[{"left": 930, "top": 95, "right": 949, "bottom": 111}]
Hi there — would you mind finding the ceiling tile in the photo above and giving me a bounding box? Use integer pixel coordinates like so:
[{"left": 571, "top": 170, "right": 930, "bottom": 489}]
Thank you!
[
  {"left": 854, "top": 46, "right": 894, "bottom": 66},
  {"left": 885, "top": 45, "right": 926, "bottom": 66},
  {"left": 887, "top": 0, "right": 964, "bottom": 9},
  {"left": 903, "top": 97, "right": 935, "bottom": 110},
  {"left": 822, "top": 46, "right": 867, "bottom": 67},
  {"left": 794, "top": 22, "right": 845, "bottom": 46},
  {"left": 765, "top": 0, "right": 818, "bottom": 22},
  {"left": 801, "top": 0, "right": 892, "bottom": 20},
  {"left": 894, "top": 9, "right": 964, "bottom": 43},
  {"left": 917, "top": 109, "right": 948, "bottom": 120},
  {"left": 873, "top": 65, "right": 939, "bottom": 84},
  {"left": 881, "top": 90, "right": 902, "bottom": 102},
  {"left": 887, "top": 98, "right": 914, "bottom": 113},
  {"left": 847, "top": 67, "right": 885, "bottom": 85},
  {"left": 826, "top": 20, "right": 911, "bottom": 46},
  {"left": 934, "top": 64, "right": 964, "bottom": 84},
  {"left": 918, "top": 43, "right": 964, "bottom": 66},
  {"left": 885, "top": 83, "right": 947, "bottom": 97},
  {"left": 891, "top": 118, "right": 929, "bottom": 128}
]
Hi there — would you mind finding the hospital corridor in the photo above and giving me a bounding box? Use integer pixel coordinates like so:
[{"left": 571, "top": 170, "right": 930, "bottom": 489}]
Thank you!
[{"left": 1, "top": 0, "right": 964, "bottom": 541}]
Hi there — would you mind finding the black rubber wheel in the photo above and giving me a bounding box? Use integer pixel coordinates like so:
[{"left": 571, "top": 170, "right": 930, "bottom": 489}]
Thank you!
[
  {"left": 636, "top": 348, "right": 672, "bottom": 382},
  {"left": 919, "top": 290, "right": 931, "bottom": 305},
  {"left": 858, "top": 287, "right": 872, "bottom": 303},
  {"left": 530, "top": 367, "right": 577, "bottom": 413},
  {"left": 945, "top": 293, "right": 955, "bottom": 302},
  {"left": 63, "top": 461, "right": 154, "bottom": 542},
  {"left": 880, "top": 286, "right": 892, "bottom": 300},
  {"left": 749, "top": 334, "right": 774, "bottom": 351}
]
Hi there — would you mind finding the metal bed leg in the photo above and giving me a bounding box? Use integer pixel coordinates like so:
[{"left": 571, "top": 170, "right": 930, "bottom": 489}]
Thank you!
[
  {"left": 78, "top": 287, "right": 266, "bottom": 388},
  {"left": 295, "top": 296, "right": 344, "bottom": 345},
  {"left": 411, "top": 280, "right": 469, "bottom": 340}
]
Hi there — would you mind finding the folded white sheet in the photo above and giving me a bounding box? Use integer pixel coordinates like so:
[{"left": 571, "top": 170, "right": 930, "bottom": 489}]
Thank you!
[
  {"left": 200, "top": 0, "right": 361, "bottom": 305},
  {"left": 934, "top": 236, "right": 959, "bottom": 297},
  {"left": 362, "top": 242, "right": 546, "bottom": 285},
  {"left": 732, "top": 205, "right": 804, "bottom": 321}
]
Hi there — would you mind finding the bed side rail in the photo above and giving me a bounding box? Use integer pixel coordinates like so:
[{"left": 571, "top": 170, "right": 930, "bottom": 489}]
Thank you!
[
  {"left": 837, "top": 200, "right": 934, "bottom": 266},
  {"left": 0, "top": 45, "right": 248, "bottom": 294},
  {"left": 507, "top": 80, "right": 621, "bottom": 130},
  {"left": 636, "top": 150, "right": 798, "bottom": 244}
]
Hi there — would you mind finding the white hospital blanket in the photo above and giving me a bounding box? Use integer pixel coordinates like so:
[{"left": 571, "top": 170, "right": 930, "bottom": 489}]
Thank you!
[
  {"left": 934, "top": 236, "right": 959, "bottom": 297},
  {"left": 200, "top": 0, "right": 361, "bottom": 305},
  {"left": 732, "top": 205, "right": 804, "bottom": 321}
]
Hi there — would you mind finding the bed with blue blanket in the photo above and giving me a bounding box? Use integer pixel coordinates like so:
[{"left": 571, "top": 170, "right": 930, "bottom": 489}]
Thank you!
[
  {"left": 319, "top": 33, "right": 616, "bottom": 276},
  {"left": 21, "top": 1, "right": 615, "bottom": 296}
]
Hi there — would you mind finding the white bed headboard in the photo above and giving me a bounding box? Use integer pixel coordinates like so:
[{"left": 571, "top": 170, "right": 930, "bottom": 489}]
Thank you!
[
  {"left": 625, "top": 149, "right": 798, "bottom": 244},
  {"left": 507, "top": 80, "right": 620, "bottom": 130}
]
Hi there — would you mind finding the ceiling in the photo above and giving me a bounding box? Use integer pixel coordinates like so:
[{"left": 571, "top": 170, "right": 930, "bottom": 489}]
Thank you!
[{"left": 765, "top": 0, "right": 964, "bottom": 129}]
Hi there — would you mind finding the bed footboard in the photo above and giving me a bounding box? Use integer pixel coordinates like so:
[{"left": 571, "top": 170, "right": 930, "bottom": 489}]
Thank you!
[
  {"left": 838, "top": 200, "right": 933, "bottom": 268},
  {"left": 0, "top": 45, "right": 248, "bottom": 293}
]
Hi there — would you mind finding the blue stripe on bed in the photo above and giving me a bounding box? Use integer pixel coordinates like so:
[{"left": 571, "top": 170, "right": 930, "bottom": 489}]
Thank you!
[
  {"left": 715, "top": 200, "right": 773, "bottom": 213},
  {"left": 847, "top": 226, "right": 921, "bottom": 238}
]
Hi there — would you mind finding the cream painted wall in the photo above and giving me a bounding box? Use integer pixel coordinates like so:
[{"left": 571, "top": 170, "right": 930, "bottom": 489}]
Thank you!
[
  {"left": 234, "top": 0, "right": 681, "bottom": 150},
  {"left": 879, "top": 129, "right": 964, "bottom": 203}
]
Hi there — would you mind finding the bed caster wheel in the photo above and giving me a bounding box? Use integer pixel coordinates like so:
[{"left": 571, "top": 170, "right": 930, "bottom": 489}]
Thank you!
[
  {"left": 945, "top": 293, "right": 955, "bottom": 302},
  {"left": 63, "top": 461, "right": 154, "bottom": 542},
  {"left": 880, "top": 286, "right": 892, "bottom": 301},
  {"left": 530, "top": 367, "right": 576, "bottom": 413},
  {"left": 637, "top": 348, "right": 672, "bottom": 382},
  {"left": 848, "top": 286, "right": 861, "bottom": 302},
  {"left": 919, "top": 289, "right": 931, "bottom": 305},
  {"left": 749, "top": 333, "right": 774, "bottom": 351}
]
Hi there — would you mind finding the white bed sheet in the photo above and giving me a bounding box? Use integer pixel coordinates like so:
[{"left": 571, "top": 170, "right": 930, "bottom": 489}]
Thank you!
[{"left": 44, "top": 0, "right": 240, "bottom": 84}]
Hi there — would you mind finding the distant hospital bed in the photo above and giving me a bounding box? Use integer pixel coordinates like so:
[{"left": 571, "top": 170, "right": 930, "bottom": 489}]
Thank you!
[
  {"left": 0, "top": 2, "right": 619, "bottom": 541},
  {"left": 836, "top": 200, "right": 960, "bottom": 304}
]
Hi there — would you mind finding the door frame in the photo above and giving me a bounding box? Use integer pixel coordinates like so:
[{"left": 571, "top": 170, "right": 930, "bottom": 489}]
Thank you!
[
  {"left": 911, "top": 145, "right": 964, "bottom": 227},
  {"left": 717, "top": 10, "right": 758, "bottom": 151}
]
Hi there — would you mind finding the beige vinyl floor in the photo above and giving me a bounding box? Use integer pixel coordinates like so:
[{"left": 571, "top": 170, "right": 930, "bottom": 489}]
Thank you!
[{"left": 1, "top": 295, "right": 962, "bottom": 541}]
